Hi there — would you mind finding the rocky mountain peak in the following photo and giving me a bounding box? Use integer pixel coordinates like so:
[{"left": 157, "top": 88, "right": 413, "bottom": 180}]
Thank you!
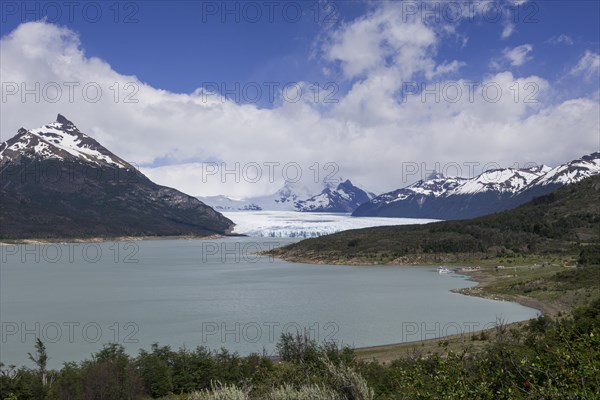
[
  {"left": 56, "top": 113, "right": 75, "bottom": 126},
  {"left": 0, "top": 114, "right": 132, "bottom": 169}
]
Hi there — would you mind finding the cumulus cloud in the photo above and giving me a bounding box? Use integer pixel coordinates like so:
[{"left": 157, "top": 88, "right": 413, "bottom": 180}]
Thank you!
[
  {"left": 322, "top": 3, "right": 438, "bottom": 80},
  {"left": 1, "top": 15, "right": 598, "bottom": 197}
]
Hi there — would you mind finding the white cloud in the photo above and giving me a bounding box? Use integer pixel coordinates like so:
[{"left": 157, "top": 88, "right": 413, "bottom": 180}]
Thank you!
[
  {"left": 429, "top": 60, "right": 465, "bottom": 79},
  {"left": 504, "top": 44, "right": 533, "bottom": 66},
  {"left": 501, "top": 23, "right": 515, "bottom": 39},
  {"left": 1, "top": 19, "right": 598, "bottom": 198},
  {"left": 547, "top": 34, "right": 574, "bottom": 45},
  {"left": 491, "top": 44, "right": 533, "bottom": 69},
  {"left": 571, "top": 51, "right": 600, "bottom": 80},
  {"left": 322, "top": 3, "right": 437, "bottom": 80}
]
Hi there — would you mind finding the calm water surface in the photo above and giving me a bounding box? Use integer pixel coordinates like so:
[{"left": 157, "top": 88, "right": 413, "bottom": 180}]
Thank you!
[{"left": 0, "top": 237, "right": 538, "bottom": 368}]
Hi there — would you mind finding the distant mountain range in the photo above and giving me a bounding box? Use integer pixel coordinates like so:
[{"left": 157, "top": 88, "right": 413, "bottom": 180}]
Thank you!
[
  {"left": 198, "top": 179, "right": 375, "bottom": 213},
  {"left": 271, "top": 175, "right": 600, "bottom": 265},
  {"left": 0, "top": 114, "right": 234, "bottom": 239},
  {"left": 353, "top": 153, "right": 600, "bottom": 220}
]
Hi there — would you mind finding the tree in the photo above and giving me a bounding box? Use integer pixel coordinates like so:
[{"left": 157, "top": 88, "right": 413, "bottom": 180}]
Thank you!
[
  {"left": 136, "top": 344, "right": 173, "bottom": 397},
  {"left": 27, "top": 338, "right": 48, "bottom": 387}
]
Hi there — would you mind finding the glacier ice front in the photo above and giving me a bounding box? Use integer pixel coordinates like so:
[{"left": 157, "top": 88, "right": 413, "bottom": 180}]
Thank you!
[{"left": 223, "top": 211, "right": 437, "bottom": 238}]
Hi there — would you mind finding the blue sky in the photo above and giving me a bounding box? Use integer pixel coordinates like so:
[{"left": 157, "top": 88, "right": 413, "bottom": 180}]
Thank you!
[
  {"left": 1, "top": 1, "right": 363, "bottom": 95},
  {"left": 2, "top": 1, "right": 597, "bottom": 100},
  {"left": 1, "top": 1, "right": 599, "bottom": 196}
]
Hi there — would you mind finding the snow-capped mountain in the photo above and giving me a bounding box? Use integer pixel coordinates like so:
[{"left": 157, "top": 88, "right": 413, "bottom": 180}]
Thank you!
[
  {"left": 198, "top": 182, "right": 313, "bottom": 211},
  {"left": 369, "top": 173, "right": 467, "bottom": 206},
  {"left": 0, "top": 114, "right": 234, "bottom": 239},
  {"left": 199, "top": 180, "right": 376, "bottom": 213},
  {"left": 527, "top": 152, "right": 600, "bottom": 187},
  {"left": 451, "top": 166, "right": 551, "bottom": 195},
  {"left": 0, "top": 114, "right": 131, "bottom": 169},
  {"left": 196, "top": 195, "right": 262, "bottom": 211},
  {"left": 353, "top": 153, "right": 600, "bottom": 220},
  {"left": 257, "top": 181, "right": 315, "bottom": 211},
  {"left": 295, "top": 179, "right": 374, "bottom": 212}
]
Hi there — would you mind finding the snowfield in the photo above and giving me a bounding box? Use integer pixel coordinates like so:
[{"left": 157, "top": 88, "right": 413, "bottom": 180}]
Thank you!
[{"left": 223, "top": 211, "right": 438, "bottom": 238}]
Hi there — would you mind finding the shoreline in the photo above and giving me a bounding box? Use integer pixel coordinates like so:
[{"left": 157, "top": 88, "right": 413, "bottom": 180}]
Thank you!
[
  {"left": 0, "top": 234, "right": 237, "bottom": 246},
  {"left": 353, "top": 321, "right": 518, "bottom": 363},
  {"left": 450, "top": 269, "right": 565, "bottom": 317},
  {"left": 273, "top": 252, "right": 566, "bottom": 317}
]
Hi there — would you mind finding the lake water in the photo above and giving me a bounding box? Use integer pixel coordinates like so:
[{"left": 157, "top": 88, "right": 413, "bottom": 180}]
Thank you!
[{"left": 0, "top": 237, "right": 539, "bottom": 368}]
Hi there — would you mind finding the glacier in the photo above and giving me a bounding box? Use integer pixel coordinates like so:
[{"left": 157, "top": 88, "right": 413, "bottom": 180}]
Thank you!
[{"left": 223, "top": 211, "right": 437, "bottom": 238}]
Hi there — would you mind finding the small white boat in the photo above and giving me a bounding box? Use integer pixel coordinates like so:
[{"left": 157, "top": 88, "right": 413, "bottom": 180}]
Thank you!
[{"left": 437, "top": 266, "right": 452, "bottom": 274}]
